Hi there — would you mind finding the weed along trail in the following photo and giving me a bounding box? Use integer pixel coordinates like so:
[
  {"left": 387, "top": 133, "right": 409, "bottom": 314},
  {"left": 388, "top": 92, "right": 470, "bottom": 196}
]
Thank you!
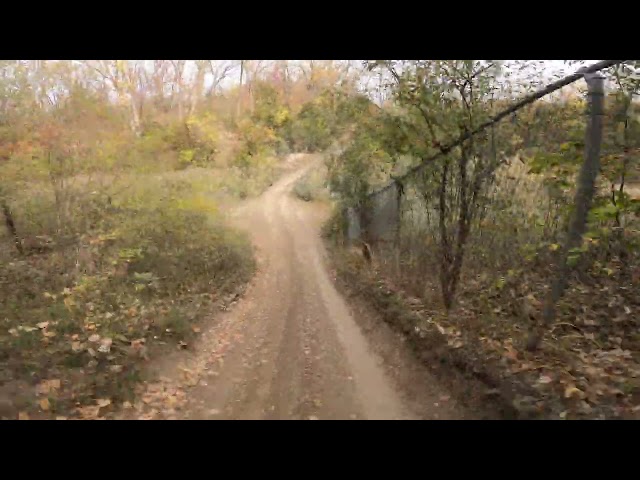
[{"left": 117, "top": 156, "right": 465, "bottom": 420}]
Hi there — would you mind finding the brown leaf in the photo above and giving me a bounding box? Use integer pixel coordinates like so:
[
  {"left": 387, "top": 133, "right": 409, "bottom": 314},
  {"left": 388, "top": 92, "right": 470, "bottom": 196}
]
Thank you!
[
  {"left": 39, "top": 398, "right": 51, "bottom": 411},
  {"left": 88, "top": 334, "right": 101, "bottom": 343},
  {"left": 96, "top": 399, "right": 111, "bottom": 408},
  {"left": 36, "top": 379, "right": 61, "bottom": 396},
  {"left": 37, "top": 321, "right": 50, "bottom": 329},
  {"left": 18, "top": 411, "right": 30, "bottom": 420},
  {"left": 538, "top": 375, "right": 553, "bottom": 384},
  {"left": 71, "top": 341, "right": 83, "bottom": 352},
  {"left": 55, "top": 416, "right": 68, "bottom": 420},
  {"left": 504, "top": 347, "right": 519, "bottom": 361},
  {"left": 192, "top": 326, "right": 201, "bottom": 333},
  {"left": 43, "top": 331, "right": 57, "bottom": 338},
  {"left": 77, "top": 405, "right": 100, "bottom": 419}
]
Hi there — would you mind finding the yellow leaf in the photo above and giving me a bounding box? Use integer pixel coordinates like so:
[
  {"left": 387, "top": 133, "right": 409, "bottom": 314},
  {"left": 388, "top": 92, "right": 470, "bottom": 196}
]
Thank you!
[
  {"left": 564, "top": 386, "right": 583, "bottom": 398},
  {"left": 40, "top": 398, "right": 51, "bottom": 411},
  {"left": 549, "top": 244, "right": 560, "bottom": 251}
]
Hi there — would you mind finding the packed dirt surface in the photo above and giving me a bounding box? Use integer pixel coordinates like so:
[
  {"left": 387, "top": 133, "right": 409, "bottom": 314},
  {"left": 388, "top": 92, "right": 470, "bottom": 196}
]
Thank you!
[{"left": 118, "top": 155, "right": 468, "bottom": 420}]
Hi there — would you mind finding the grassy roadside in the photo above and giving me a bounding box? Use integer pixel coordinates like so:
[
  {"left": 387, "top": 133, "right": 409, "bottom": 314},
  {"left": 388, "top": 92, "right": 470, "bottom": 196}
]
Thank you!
[{"left": 0, "top": 161, "right": 291, "bottom": 420}]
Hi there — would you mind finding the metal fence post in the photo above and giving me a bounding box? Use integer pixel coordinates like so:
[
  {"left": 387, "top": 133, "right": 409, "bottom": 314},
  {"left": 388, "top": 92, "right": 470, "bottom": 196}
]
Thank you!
[{"left": 526, "top": 70, "right": 606, "bottom": 351}]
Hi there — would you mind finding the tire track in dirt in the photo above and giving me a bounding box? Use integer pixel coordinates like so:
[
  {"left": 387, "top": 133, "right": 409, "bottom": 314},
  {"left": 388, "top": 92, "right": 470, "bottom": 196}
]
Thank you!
[{"left": 117, "top": 154, "right": 466, "bottom": 420}]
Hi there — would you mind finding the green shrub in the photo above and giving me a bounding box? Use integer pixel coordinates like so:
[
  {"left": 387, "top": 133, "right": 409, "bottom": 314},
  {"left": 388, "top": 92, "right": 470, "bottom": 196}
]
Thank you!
[{"left": 293, "top": 165, "right": 329, "bottom": 202}]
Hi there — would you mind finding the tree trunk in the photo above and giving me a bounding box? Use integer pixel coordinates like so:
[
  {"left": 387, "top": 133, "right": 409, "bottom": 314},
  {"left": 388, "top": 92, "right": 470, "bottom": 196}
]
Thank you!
[
  {"left": 129, "top": 98, "right": 142, "bottom": 137},
  {"left": 1, "top": 200, "right": 23, "bottom": 255},
  {"left": 237, "top": 60, "right": 245, "bottom": 119},
  {"left": 438, "top": 160, "right": 453, "bottom": 309},
  {"left": 189, "top": 62, "right": 206, "bottom": 118}
]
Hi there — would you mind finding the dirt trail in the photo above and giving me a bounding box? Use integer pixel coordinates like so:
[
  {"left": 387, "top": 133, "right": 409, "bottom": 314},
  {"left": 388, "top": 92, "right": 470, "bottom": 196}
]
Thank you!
[{"left": 120, "top": 155, "right": 467, "bottom": 420}]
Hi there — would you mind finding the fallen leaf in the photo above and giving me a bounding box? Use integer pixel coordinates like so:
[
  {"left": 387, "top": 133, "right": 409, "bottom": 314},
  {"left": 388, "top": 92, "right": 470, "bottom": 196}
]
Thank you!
[
  {"left": 538, "top": 375, "right": 553, "bottom": 384},
  {"left": 564, "top": 386, "right": 583, "bottom": 398},
  {"left": 18, "top": 412, "right": 30, "bottom": 420},
  {"left": 36, "top": 379, "right": 61, "bottom": 396},
  {"left": 109, "top": 365, "right": 123, "bottom": 373},
  {"left": 88, "top": 334, "right": 101, "bottom": 343},
  {"left": 98, "top": 338, "right": 112, "bottom": 353},
  {"left": 8, "top": 328, "right": 18, "bottom": 336},
  {"left": 43, "top": 331, "right": 57, "bottom": 338},
  {"left": 192, "top": 326, "right": 201, "bottom": 333},
  {"left": 504, "top": 347, "right": 519, "bottom": 361},
  {"left": 71, "top": 342, "right": 83, "bottom": 352},
  {"left": 96, "top": 399, "right": 111, "bottom": 408},
  {"left": 77, "top": 405, "right": 100, "bottom": 419},
  {"left": 123, "top": 401, "right": 133, "bottom": 409},
  {"left": 39, "top": 398, "right": 51, "bottom": 411},
  {"left": 37, "top": 321, "right": 50, "bottom": 329},
  {"left": 55, "top": 416, "right": 68, "bottom": 420}
]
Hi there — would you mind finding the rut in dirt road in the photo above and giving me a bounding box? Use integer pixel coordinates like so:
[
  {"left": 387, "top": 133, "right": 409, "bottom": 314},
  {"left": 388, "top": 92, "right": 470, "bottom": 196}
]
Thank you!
[{"left": 128, "top": 157, "right": 466, "bottom": 420}]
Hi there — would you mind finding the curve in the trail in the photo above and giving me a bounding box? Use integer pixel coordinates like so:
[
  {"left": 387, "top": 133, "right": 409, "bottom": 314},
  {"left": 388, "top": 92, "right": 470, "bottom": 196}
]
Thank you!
[{"left": 122, "top": 156, "right": 466, "bottom": 420}]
